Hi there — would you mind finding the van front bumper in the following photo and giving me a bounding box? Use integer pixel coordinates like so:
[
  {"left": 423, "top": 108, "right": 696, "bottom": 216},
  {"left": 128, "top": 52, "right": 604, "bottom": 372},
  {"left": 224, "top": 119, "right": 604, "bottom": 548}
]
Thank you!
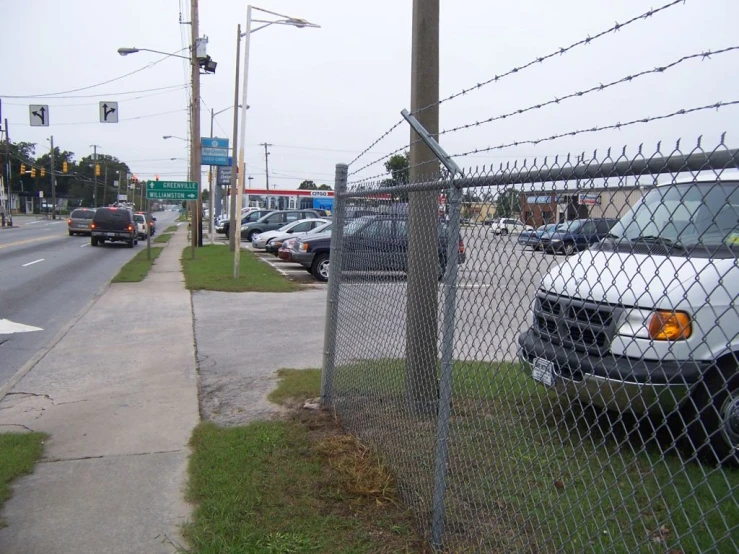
[{"left": 518, "top": 329, "right": 710, "bottom": 414}]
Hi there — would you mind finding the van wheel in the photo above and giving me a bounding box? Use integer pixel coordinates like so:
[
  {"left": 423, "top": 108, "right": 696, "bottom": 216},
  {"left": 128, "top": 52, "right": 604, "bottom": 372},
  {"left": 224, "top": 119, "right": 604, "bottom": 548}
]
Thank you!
[
  {"left": 500, "top": 229, "right": 508, "bottom": 236},
  {"left": 247, "top": 230, "right": 259, "bottom": 242},
  {"left": 69, "top": 231, "right": 74, "bottom": 236},
  {"left": 563, "top": 243, "right": 576, "bottom": 256},
  {"left": 91, "top": 237, "right": 98, "bottom": 247},
  {"left": 127, "top": 239, "right": 135, "bottom": 248},
  {"left": 689, "top": 364, "right": 739, "bottom": 465},
  {"left": 312, "top": 254, "right": 330, "bottom": 282}
]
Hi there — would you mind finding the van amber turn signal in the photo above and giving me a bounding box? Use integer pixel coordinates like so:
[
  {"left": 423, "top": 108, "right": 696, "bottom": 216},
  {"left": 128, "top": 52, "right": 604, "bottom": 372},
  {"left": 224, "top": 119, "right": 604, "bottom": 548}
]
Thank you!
[{"left": 647, "top": 310, "right": 692, "bottom": 340}]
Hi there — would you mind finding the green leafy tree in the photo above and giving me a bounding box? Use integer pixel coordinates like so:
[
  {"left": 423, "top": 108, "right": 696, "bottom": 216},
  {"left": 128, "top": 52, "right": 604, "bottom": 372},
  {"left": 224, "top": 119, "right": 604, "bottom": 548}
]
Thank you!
[
  {"left": 318, "top": 184, "right": 332, "bottom": 190},
  {"left": 384, "top": 152, "right": 410, "bottom": 185},
  {"left": 298, "top": 180, "right": 317, "bottom": 190},
  {"left": 495, "top": 188, "right": 520, "bottom": 218}
]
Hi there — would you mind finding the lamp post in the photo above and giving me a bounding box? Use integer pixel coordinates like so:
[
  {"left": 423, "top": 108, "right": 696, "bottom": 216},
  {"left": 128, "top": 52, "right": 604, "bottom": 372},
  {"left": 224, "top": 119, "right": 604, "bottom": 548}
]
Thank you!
[
  {"left": 118, "top": 35, "right": 217, "bottom": 255},
  {"left": 232, "top": 6, "right": 320, "bottom": 278}
]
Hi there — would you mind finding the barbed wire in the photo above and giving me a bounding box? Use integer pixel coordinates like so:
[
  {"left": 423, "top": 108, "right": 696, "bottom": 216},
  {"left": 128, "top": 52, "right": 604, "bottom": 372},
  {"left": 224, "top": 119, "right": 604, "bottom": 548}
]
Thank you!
[
  {"left": 439, "top": 46, "right": 739, "bottom": 137},
  {"left": 412, "top": 0, "right": 687, "bottom": 118},
  {"left": 348, "top": 139, "right": 420, "bottom": 178},
  {"left": 452, "top": 100, "right": 739, "bottom": 159},
  {"left": 347, "top": 120, "right": 406, "bottom": 169}
]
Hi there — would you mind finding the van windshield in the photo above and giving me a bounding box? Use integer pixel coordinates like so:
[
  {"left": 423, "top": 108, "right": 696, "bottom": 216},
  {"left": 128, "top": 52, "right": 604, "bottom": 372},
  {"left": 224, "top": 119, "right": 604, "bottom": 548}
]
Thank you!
[
  {"left": 556, "top": 220, "right": 583, "bottom": 232},
  {"left": 606, "top": 181, "right": 739, "bottom": 258}
]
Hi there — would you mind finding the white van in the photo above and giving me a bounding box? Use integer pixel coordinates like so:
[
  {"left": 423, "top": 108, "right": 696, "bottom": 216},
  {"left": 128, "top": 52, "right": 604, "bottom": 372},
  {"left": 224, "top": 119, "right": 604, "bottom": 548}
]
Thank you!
[{"left": 518, "top": 178, "right": 739, "bottom": 462}]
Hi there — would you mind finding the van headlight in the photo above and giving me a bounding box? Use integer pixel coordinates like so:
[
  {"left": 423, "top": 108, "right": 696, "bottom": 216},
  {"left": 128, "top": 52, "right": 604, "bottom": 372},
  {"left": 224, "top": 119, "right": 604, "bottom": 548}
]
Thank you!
[{"left": 617, "top": 309, "right": 692, "bottom": 341}]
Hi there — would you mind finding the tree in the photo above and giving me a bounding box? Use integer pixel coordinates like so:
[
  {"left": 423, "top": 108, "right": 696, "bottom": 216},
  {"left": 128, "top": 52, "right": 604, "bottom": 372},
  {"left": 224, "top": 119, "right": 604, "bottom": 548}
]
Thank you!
[
  {"left": 298, "top": 180, "right": 317, "bottom": 190},
  {"left": 384, "top": 152, "right": 410, "bottom": 185},
  {"left": 318, "top": 184, "right": 332, "bottom": 190},
  {"left": 495, "top": 188, "right": 520, "bottom": 218}
]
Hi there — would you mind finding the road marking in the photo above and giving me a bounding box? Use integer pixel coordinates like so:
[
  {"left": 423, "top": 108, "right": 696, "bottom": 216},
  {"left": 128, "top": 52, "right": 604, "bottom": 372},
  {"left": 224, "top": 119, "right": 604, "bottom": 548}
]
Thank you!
[
  {"left": 0, "top": 319, "right": 43, "bottom": 335},
  {"left": 80, "top": 243, "right": 89, "bottom": 248},
  {"left": 22, "top": 258, "right": 45, "bottom": 267},
  {"left": 0, "top": 235, "right": 62, "bottom": 250}
]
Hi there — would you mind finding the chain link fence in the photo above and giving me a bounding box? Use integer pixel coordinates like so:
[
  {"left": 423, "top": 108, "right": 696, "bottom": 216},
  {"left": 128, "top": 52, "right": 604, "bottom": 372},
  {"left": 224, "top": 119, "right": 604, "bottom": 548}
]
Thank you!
[{"left": 321, "top": 141, "right": 739, "bottom": 552}]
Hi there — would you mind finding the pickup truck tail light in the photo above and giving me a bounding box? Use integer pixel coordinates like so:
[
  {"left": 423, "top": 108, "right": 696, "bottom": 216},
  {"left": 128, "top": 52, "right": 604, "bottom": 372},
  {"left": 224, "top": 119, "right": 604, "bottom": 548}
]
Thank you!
[
  {"left": 90, "top": 223, "right": 96, "bottom": 229},
  {"left": 127, "top": 224, "right": 133, "bottom": 232},
  {"left": 458, "top": 239, "right": 465, "bottom": 255}
]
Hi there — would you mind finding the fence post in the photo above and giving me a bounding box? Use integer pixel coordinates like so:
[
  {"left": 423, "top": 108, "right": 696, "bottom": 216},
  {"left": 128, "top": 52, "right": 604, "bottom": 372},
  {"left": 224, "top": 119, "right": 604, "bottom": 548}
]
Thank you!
[
  {"left": 430, "top": 179, "right": 462, "bottom": 550},
  {"left": 321, "top": 163, "right": 348, "bottom": 406}
]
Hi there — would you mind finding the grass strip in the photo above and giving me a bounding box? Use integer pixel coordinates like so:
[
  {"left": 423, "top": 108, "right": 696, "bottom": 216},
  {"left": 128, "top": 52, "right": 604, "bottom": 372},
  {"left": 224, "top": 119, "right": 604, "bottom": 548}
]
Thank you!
[
  {"left": 112, "top": 247, "right": 163, "bottom": 282},
  {"left": 153, "top": 233, "right": 174, "bottom": 244},
  {"left": 181, "top": 245, "right": 300, "bottom": 293},
  {"left": 184, "top": 369, "right": 426, "bottom": 553},
  {"left": 0, "top": 433, "right": 45, "bottom": 527},
  {"left": 164, "top": 225, "right": 179, "bottom": 233},
  {"left": 330, "top": 359, "right": 739, "bottom": 553}
]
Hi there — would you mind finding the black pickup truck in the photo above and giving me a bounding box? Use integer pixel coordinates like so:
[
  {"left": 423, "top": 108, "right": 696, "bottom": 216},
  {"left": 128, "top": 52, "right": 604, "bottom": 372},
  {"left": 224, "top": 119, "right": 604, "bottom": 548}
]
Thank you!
[
  {"left": 90, "top": 207, "right": 138, "bottom": 247},
  {"left": 292, "top": 215, "right": 466, "bottom": 282}
]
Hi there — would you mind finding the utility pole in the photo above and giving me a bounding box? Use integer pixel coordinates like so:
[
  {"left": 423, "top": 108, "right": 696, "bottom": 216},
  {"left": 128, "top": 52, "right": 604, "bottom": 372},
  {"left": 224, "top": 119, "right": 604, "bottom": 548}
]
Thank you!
[
  {"left": 406, "top": 0, "right": 440, "bottom": 415},
  {"left": 117, "top": 169, "right": 122, "bottom": 201},
  {"left": 209, "top": 108, "right": 215, "bottom": 244},
  {"left": 90, "top": 144, "right": 100, "bottom": 208},
  {"left": 228, "top": 24, "right": 242, "bottom": 252},
  {"left": 50, "top": 136, "right": 57, "bottom": 219},
  {"left": 261, "top": 142, "right": 272, "bottom": 190},
  {"left": 191, "top": 0, "right": 202, "bottom": 253},
  {"left": 103, "top": 165, "right": 108, "bottom": 206},
  {"left": 2, "top": 119, "right": 10, "bottom": 225}
]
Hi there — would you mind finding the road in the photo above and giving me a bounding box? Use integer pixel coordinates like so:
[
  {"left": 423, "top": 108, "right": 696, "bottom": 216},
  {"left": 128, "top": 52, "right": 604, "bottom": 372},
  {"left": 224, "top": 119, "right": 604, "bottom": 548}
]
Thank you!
[{"left": 0, "top": 211, "right": 179, "bottom": 390}]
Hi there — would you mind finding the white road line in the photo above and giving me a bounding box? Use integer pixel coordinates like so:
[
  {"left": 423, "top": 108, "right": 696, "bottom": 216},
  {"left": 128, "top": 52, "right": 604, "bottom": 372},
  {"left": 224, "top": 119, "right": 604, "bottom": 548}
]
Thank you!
[
  {"left": 80, "top": 243, "right": 89, "bottom": 248},
  {"left": 0, "top": 318, "right": 43, "bottom": 334},
  {"left": 22, "top": 258, "right": 45, "bottom": 267}
]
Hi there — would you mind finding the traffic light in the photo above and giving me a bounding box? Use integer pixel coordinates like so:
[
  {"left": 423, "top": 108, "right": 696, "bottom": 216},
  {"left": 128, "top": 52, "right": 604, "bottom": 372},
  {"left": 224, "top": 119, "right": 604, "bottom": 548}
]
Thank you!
[
  {"left": 63, "top": 161, "right": 68, "bottom": 173},
  {"left": 20, "top": 164, "right": 26, "bottom": 174},
  {"left": 31, "top": 168, "right": 36, "bottom": 178},
  {"left": 95, "top": 164, "right": 101, "bottom": 177},
  {"left": 155, "top": 174, "right": 159, "bottom": 181},
  {"left": 41, "top": 168, "right": 46, "bottom": 177}
]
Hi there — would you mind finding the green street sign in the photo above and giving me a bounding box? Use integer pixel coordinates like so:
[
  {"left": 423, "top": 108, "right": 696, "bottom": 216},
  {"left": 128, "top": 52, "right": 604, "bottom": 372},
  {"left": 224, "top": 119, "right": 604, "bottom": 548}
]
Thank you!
[{"left": 146, "top": 180, "right": 200, "bottom": 200}]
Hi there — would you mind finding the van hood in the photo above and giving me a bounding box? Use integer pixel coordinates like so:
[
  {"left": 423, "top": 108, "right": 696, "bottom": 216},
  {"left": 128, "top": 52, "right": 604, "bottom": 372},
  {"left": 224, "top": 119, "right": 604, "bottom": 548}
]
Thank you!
[{"left": 541, "top": 250, "right": 735, "bottom": 308}]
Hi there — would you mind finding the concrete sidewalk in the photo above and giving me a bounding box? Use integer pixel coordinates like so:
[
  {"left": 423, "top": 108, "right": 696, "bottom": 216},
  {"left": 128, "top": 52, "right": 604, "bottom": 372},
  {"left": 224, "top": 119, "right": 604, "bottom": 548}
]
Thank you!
[{"left": 0, "top": 230, "right": 199, "bottom": 554}]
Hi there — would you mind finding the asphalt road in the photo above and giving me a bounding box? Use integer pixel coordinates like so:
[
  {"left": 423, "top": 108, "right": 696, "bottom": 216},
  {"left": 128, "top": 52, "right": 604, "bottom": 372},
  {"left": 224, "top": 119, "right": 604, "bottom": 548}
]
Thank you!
[{"left": 0, "top": 211, "right": 179, "bottom": 390}]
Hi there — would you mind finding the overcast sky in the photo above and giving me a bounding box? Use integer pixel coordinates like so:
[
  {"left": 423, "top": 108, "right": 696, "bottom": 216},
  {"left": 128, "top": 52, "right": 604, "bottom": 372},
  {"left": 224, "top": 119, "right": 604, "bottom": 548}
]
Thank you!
[{"left": 2, "top": 0, "right": 738, "bottom": 191}]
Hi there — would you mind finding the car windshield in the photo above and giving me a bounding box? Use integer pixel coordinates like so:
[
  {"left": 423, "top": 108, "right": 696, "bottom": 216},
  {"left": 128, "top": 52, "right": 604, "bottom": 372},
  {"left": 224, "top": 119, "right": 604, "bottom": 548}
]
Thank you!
[
  {"left": 134, "top": 215, "right": 145, "bottom": 223},
  {"left": 537, "top": 223, "right": 559, "bottom": 233},
  {"left": 606, "top": 181, "right": 739, "bottom": 256},
  {"left": 310, "top": 222, "right": 332, "bottom": 234},
  {"left": 556, "top": 220, "right": 583, "bottom": 232},
  {"left": 277, "top": 221, "right": 298, "bottom": 232},
  {"left": 344, "top": 216, "right": 374, "bottom": 236}
]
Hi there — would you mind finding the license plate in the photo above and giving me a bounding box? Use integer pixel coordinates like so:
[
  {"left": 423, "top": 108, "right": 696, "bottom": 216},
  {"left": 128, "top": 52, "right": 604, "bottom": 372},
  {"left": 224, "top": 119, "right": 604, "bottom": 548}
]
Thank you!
[
  {"left": 106, "top": 233, "right": 116, "bottom": 237},
  {"left": 532, "top": 357, "right": 555, "bottom": 387}
]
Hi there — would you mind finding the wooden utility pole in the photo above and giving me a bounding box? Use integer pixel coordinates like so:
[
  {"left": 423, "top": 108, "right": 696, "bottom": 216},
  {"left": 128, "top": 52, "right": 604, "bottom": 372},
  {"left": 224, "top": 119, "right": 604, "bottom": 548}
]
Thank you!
[
  {"left": 190, "top": 0, "right": 201, "bottom": 255},
  {"left": 406, "top": 0, "right": 440, "bottom": 414}
]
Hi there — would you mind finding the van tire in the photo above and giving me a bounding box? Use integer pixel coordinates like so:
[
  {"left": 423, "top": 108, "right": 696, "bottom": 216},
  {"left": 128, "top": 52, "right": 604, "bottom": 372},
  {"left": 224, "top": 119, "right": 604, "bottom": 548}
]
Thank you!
[
  {"left": 127, "top": 239, "right": 135, "bottom": 248},
  {"left": 689, "top": 363, "right": 739, "bottom": 465},
  {"left": 500, "top": 228, "right": 509, "bottom": 236},
  {"left": 91, "top": 237, "right": 98, "bottom": 247},
  {"left": 563, "top": 243, "right": 576, "bottom": 256}
]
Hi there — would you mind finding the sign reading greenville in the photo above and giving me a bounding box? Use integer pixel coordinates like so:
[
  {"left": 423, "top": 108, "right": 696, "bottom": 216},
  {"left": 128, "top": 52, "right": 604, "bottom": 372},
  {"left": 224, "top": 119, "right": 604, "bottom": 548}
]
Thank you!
[{"left": 146, "top": 180, "right": 200, "bottom": 200}]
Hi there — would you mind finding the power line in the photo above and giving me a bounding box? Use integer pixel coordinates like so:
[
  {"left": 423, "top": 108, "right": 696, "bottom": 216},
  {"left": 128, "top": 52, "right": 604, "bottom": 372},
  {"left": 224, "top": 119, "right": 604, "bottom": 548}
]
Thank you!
[
  {"left": 0, "top": 50, "right": 188, "bottom": 98},
  {"left": 3, "top": 85, "right": 189, "bottom": 108},
  {"left": 13, "top": 108, "right": 188, "bottom": 127},
  {"left": 1, "top": 84, "right": 188, "bottom": 101}
]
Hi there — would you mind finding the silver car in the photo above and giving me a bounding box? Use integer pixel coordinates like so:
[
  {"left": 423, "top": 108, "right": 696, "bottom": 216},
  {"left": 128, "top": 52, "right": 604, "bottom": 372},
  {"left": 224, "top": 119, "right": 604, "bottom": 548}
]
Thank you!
[
  {"left": 251, "top": 218, "right": 329, "bottom": 249},
  {"left": 67, "top": 208, "right": 97, "bottom": 236}
]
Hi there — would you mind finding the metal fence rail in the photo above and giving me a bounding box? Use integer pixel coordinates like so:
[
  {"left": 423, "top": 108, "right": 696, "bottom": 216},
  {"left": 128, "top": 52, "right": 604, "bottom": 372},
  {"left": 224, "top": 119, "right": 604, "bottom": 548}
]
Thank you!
[{"left": 322, "top": 142, "right": 739, "bottom": 552}]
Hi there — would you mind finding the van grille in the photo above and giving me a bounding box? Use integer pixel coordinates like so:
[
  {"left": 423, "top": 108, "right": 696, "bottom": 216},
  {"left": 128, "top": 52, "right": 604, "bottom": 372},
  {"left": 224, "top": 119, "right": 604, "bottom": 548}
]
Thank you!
[{"left": 534, "top": 292, "right": 620, "bottom": 354}]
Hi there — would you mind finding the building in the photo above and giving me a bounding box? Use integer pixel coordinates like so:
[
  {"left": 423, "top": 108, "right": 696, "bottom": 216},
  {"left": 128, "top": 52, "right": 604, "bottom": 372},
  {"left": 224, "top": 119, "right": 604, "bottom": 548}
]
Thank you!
[
  {"left": 224, "top": 188, "right": 334, "bottom": 213},
  {"left": 519, "top": 185, "right": 652, "bottom": 228}
]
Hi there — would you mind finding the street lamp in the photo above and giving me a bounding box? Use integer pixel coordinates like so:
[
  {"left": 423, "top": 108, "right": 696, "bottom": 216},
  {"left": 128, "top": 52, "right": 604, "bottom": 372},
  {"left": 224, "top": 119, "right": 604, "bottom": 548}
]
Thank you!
[
  {"left": 231, "top": 6, "right": 319, "bottom": 277},
  {"left": 163, "top": 135, "right": 188, "bottom": 141}
]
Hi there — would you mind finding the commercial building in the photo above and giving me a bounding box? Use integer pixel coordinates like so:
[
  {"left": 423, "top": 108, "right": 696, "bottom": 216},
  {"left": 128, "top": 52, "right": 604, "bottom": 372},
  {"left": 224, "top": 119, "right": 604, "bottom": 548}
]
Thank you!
[{"left": 519, "top": 184, "right": 652, "bottom": 228}]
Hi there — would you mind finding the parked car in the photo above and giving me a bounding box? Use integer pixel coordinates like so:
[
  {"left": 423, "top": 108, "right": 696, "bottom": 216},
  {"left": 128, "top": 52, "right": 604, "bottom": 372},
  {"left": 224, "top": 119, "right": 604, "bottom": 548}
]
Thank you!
[
  {"left": 538, "top": 218, "right": 619, "bottom": 255},
  {"left": 517, "top": 223, "right": 559, "bottom": 249},
  {"left": 278, "top": 237, "right": 300, "bottom": 261},
  {"left": 292, "top": 215, "right": 466, "bottom": 282},
  {"left": 518, "top": 178, "right": 739, "bottom": 463},
  {"left": 133, "top": 213, "right": 148, "bottom": 239},
  {"left": 240, "top": 209, "right": 324, "bottom": 242},
  {"left": 90, "top": 206, "right": 138, "bottom": 247},
  {"left": 67, "top": 207, "right": 97, "bottom": 236},
  {"left": 265, "top": 220, "right": 332, "bottom": 254},
  {"left": 492, "top": 218, "right": 534, "bottom": 235},
  {"left": 252, "top": 218, "right": 329, "bottom": 250},
  {"left": 219, "top": 209, "right": 274, "bottom": 239}
]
